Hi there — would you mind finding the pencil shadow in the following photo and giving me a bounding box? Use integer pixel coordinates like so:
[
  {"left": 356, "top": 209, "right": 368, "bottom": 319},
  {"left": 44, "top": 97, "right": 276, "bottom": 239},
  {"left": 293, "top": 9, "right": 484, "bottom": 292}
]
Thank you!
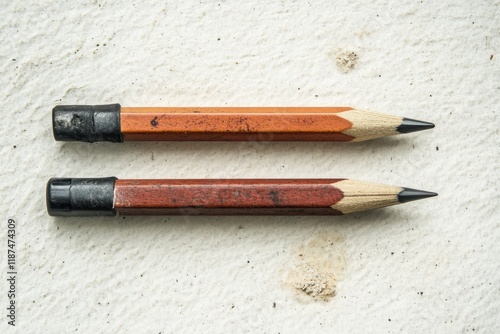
[
  {"left": 55, "top": 136, "right": 409, "bottom": 165},
  {"left": 51, "top": 207, "right": 411, "bottom": 236}
]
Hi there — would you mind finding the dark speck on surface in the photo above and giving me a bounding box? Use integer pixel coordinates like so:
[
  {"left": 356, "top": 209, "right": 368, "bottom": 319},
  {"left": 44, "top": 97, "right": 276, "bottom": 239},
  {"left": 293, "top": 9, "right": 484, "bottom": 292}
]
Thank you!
[
  {"left": 269, "top": 190, "right": 279, "bottom": 205},
  {"left": 151, "top": 117, "right": 158, "bottom": 127},
  {"left": 436, "top": 146, "right": 439, "bottom": 151}
]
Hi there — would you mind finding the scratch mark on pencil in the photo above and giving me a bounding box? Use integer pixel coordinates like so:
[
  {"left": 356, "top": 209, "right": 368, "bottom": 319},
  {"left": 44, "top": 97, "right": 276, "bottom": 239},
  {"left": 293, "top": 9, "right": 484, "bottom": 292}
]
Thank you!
[{"left": 151, "top": 117, "right": 159, "bottom": 127}]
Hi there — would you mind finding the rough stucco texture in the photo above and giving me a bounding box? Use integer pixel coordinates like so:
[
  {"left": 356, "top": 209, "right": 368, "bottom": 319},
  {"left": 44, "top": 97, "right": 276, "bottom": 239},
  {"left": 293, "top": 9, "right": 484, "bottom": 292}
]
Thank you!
[{"left": 1, "top": 0, "right": 499, "bottom": 332}]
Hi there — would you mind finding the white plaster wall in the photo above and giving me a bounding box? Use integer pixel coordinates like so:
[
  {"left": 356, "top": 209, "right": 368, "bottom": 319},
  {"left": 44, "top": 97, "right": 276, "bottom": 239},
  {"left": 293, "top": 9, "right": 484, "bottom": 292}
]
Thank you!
[{"left": 1, "top": 0, "right": 499, "bottom": 332}]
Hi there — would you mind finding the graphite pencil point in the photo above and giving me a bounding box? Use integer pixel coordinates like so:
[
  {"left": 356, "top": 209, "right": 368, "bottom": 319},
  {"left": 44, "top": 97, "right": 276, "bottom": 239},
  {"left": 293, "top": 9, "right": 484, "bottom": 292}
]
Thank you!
[
  {"left": 397, "top": 188, "right": 438, "bottom": 203},
  {"left": 396, "top": 118, "right": 435, "bottom": 134}
]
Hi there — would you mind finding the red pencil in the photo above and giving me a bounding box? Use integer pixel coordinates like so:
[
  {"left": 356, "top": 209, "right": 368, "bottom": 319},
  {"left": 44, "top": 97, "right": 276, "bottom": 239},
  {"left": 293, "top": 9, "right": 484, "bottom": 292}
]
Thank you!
[{"left": 46, "top": 177, "right": 436, "bottom": 216}]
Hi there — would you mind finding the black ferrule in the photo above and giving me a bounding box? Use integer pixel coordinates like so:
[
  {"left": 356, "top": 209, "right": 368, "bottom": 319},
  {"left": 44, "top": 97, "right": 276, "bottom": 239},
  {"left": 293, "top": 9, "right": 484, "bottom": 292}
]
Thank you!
[
  {"left": 52, "top": 104, "right": 123, "bottom": 142},
  {"left": 46, "top": 177, "right": 117, "bottom": 216}
]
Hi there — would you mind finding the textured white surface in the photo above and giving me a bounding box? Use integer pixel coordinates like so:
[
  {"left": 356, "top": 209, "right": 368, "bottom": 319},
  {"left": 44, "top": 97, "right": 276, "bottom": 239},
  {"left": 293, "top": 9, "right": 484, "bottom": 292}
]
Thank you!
[{"left": 1, "top": 0, "right": 499, "bottom": 332}]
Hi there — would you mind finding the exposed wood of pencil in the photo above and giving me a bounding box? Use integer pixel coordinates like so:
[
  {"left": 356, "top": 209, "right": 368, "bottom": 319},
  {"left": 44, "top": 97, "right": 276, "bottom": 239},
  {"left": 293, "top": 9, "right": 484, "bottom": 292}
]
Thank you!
[
  {"left": 113, "top": 179, "right": 405, "bottom": 215},
  {"left": 119, "top": 107, "right": 403, "bottom": 142}
]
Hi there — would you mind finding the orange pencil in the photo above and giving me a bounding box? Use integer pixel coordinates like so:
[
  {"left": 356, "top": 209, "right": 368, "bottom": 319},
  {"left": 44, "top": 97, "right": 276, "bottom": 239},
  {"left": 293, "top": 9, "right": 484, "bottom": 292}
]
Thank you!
[{"left": 52, "top": 104, "right": 434, "bottom": 143}]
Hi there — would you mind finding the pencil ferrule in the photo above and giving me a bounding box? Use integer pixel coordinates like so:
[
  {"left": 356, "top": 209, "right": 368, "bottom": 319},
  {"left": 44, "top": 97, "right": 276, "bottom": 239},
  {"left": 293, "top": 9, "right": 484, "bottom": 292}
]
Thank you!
[
  {"left": 52, "top": 104, "right": 123, "bottom": 142},
  {"left": 46, "top": 177, "right": 117, "bottom": 216}
]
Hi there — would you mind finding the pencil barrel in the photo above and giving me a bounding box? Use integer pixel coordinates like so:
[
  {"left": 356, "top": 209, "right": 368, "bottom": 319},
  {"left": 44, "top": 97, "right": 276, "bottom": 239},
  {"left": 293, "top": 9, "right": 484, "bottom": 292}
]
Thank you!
[
  {"left": 113, "top": 179, "right": 346, "bottom": 215},
  {"left": 120, "top": 107, "right": 355, "bottom": 141}
]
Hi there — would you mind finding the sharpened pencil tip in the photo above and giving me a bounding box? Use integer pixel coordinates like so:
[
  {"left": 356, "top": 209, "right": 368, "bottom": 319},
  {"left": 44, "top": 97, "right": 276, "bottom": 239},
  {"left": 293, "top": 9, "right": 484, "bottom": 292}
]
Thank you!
[
  {"left": 397, "top": 118, "right": 435, "bottom": 134},
  {"left": 398, "top": 188, "right": 438, "bottom": 203}
]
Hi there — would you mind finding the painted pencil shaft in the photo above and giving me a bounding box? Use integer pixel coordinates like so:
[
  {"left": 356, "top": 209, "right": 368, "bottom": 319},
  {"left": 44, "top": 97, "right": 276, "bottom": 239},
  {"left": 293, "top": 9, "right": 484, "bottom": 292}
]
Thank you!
[
  {"left": 114, "top": 179, "right": 347, "bottom": 215},
  {"left": 52, "top": 104, "right": 435, "bottom": 143},
  {"left": 46, "top": 178, "right": 437, "bottom": 216},
  {"left": 121, "top": 107, "right": 355, "bottom": 141}
]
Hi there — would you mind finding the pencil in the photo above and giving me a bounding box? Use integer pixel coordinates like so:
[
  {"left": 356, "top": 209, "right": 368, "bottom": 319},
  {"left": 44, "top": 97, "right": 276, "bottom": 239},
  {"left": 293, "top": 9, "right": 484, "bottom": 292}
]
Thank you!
[
  {"left": 46, "top": 177, "right": 437, "bottom": 216},
  {"left": 52, "top": 104, "right": 434, "bottom": 143}
]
